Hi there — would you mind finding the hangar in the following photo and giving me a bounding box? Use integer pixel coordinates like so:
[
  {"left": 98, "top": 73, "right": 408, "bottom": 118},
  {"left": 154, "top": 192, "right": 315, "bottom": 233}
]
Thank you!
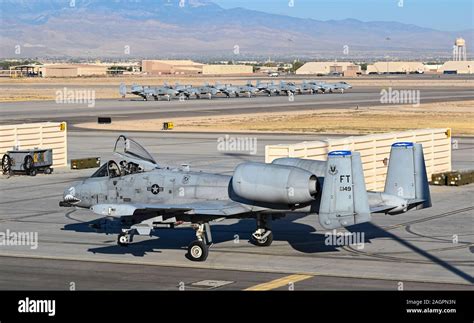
[
  {"left": 439, "top": 61, "right": 473, "bottom": 74},
  {"left": 296, "top": 62, "right": 360, "bottom": 75},
  {"left": 202, "top": 64, "right": 253, "bottom": 75},
  {"left": 40, "top": 64, "right": 108, "bottom": 77},
  {"left": 366, "top": 61, "right": 425, "bottom": 74},
  {"left": 142, "top": 60, "right": 253, "bottom": 75},
  {"left": 141, "top": 60, "right": 204, "bottom": 75}
]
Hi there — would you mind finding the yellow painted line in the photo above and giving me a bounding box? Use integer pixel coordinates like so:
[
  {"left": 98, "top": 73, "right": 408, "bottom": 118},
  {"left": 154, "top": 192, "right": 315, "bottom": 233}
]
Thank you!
[{"left": 244, "top": 274, "right": 313, "bottom": 291}]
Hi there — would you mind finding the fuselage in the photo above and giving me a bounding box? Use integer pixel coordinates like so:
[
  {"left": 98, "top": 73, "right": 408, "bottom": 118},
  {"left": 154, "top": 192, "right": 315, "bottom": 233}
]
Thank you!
[{"left": 66, "top": 168, "right": 232, "bottom": 209}]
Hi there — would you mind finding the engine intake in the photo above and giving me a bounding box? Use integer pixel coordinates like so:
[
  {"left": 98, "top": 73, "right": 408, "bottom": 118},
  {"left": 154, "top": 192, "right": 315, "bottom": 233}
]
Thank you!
[{"left": 232, "top": 162, "right": 319, "bottom": 205}]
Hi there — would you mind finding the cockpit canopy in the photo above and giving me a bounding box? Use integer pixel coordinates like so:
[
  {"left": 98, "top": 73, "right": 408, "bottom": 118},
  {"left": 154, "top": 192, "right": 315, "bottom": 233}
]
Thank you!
[
  {"left": 113, "top": 135, "right": 158, "bottom": 170},
  {"left": 90, "top": 135, "right": 159, "bottom": 179}
]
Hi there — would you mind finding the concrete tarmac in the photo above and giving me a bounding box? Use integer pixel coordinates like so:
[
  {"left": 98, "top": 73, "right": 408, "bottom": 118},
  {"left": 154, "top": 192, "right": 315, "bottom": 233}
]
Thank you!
[
  {"left": 0, "top": 131, "right": 472, "bottom": 290},
  {"left": 1, "top": 87, "right": 473, "bottom": 126}
]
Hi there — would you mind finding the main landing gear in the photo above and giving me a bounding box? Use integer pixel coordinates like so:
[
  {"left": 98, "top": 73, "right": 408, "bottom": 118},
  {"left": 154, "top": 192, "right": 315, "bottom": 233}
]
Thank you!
[
  {"left": 115, "top": 221, "right": 214, "bottom": 262},
  {"left": 187, "top": 223, "right": 212, "bottom": 262},
  {"left": 114, "top": 216, "right": 274, "bottom": 261},
  {"left": 251, "top": 214, "right": 273, "bottom": 247},
  {"left": 117, "top": 228, "right": 136, "bottom": 246}
]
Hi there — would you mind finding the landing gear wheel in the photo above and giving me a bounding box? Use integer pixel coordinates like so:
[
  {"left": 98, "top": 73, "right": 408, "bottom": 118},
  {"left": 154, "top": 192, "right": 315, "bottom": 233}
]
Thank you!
[
  {"left": 1, "top": 154, "right": 11, "bottom": 175},
  {"left": 117, "top": 233, "right": 131, "bottom": 246},
  {"left": 252, "top": 231, "right": 273, "bottom": 247},
  {"left": 187, "top": 240, "right": 208, "bottom": 262}
]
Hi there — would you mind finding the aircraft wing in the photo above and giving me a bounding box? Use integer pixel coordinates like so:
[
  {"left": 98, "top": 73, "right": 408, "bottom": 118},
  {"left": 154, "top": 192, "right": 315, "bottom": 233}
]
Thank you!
[{"left": 90, "top": 200, "right": 252, "bottom": 218}]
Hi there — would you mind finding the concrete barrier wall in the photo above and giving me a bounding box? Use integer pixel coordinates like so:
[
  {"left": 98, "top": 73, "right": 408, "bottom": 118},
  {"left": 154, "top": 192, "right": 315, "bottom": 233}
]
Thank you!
[
  {"left": 0, "top": 122, "right": 68, "bottom": 167},
  {"left": 265, "top": 128, "right": 452, "bottom": 191}
]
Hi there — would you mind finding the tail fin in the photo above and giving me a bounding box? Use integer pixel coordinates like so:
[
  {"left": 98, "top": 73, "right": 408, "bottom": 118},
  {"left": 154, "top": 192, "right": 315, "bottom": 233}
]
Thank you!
[
  {"left": 119, "top": 83, "right": 127, "bottom": 97},
  {"left": 384, "top": 142, "right": 431, "bottom": 210},
  {"left": 319, "top": 151, "right": 371, "bottom": 229}
]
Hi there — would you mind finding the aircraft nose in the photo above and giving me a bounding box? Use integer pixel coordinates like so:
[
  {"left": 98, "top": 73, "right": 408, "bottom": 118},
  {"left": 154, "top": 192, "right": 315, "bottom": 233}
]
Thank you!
[{"left": 61, "top": 185, "right": 81, "bottom": 205}]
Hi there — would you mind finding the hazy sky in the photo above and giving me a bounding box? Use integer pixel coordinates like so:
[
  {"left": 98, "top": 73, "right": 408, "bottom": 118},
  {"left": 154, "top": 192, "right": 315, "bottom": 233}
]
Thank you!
[{"left": 213, "top": 0, "right": 474, "bottom": 31}]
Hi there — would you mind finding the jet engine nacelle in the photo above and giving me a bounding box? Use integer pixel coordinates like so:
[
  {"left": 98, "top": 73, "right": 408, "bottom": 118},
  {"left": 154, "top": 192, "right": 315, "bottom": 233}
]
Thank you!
[{"left": 232, "top": 162, "right": 319, "bottom": 205}]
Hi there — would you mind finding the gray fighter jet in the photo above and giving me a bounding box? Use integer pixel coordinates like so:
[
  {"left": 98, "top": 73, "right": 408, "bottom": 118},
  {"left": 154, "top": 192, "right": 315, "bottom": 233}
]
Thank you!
[
  {"left": 196, "top": 83, "right": 220, "bottom": 99},
  {"left": 237, "top": 82, "right": 259, "bottom": 97},
  {"left": 213, "top": 83, "right": 258, "bottom": 98},
  {"left": 278, "top": 81, "right": 298, "bottom": 95},
  {"left": 60, "top": 136, "right": 431, "bottom": 261},
  {"left": 255, "top": 81, "right": 281, "bottom": 96},
  {"left": 214, "top": 83, "right": 240, "bottom": 98},
  {"left": 173, "top": 83, "right": 201, "bottom": 99},
  {"left": 120, "top": 83, "right": 179, "bottom": 101},
  {"left": 311, "top": 81, "right": 352, "bottom": 94},
  {"left": 299, "top": 80, "right": 321, "bottom": 94}
]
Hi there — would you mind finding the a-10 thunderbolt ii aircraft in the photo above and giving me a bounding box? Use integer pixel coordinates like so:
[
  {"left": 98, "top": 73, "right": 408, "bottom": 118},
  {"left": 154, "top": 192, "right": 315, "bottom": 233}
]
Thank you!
[
  {"left": 299, "top": 80, "right": 322, "bottom": 94},
  {"left": 255, "top": 81, "right": 298, "bottom": 96},
  {"left": 213, "top": 83, "right": 242, "bottom": 98},
  {"left": 195, "top": 83, "right": 220, "bottom": 99},
  {"left": 60, "top": 136, "right": 431, "bottom": 261},
  {"left": 120, "top": 83, "right": 179, "bottom": 101},
  {"left": 238, "top": 81, "right": 259, "bottom": 97},
  {"left": 173, "top": 83, "right": 201, "bottom": 99},
  {"left": 278, "top": 81, "right": 299, "bottom": 95},
  {"left": 308, "top": 81, "right": 353, "bottom": 94},
  {"left": 255, "top": 81, "right": 282, "bottom": 96},
  {"left": 214, "top": 82, "right": 259, "bottom": 98}
]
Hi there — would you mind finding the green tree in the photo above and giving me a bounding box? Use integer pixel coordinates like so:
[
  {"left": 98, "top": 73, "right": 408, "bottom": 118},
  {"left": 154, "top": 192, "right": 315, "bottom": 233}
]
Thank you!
[{"left": 291, "top": 61, "right": 305, "bottom": 73}]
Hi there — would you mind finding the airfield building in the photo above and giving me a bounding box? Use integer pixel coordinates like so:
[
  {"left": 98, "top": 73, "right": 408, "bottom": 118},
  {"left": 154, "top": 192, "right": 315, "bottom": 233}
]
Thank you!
[
  {"left": 296, "top": 62, "right": 360, "bottom": 75},
  {"left": 142, "top": 60, "right": 253, "bottom": 75},
  {"left": 202, "top": 64, "right": 253, "bottom": 75},
  {"left": 141, "top": 60, "right": 204, "bottom": 75},
  {"left": 438, "top": 61, "right": 473, "bottom": 74},
  {"left": 40, "top": 64, "right": 108, "bottom": 77},
  {"left": 366, "top": 62, "right": 425, "bottom": 74}
]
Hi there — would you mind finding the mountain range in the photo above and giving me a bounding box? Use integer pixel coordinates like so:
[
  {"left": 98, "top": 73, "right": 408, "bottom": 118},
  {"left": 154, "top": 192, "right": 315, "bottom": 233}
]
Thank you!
[{"left": 0, "top": 0, "right": 472, "bottom": 59}]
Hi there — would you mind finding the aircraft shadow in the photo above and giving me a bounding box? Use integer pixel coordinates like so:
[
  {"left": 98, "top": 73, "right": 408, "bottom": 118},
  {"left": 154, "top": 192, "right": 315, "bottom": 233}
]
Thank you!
[
  {"left": 63, "top": 213, "right": 385, "bottom": 257},
  {"left": 63, "top": 213, "right": 474, "bottom": 284}
]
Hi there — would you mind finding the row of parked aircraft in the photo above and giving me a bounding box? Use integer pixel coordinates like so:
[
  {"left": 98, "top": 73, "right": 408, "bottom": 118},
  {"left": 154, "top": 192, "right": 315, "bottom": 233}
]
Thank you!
[{"left": 119, "top": 80, "right": 352, "bottom": 101}]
